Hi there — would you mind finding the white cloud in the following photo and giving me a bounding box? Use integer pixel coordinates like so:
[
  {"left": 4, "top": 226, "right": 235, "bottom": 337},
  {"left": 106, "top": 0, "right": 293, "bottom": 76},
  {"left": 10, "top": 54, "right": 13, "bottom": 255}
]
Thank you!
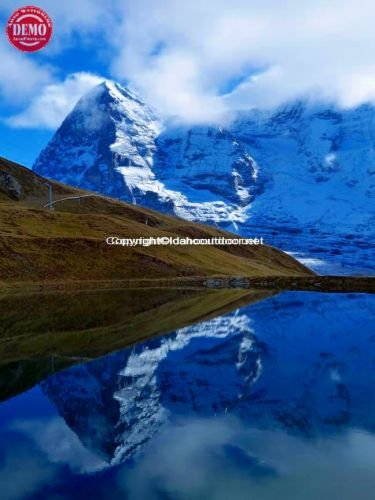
[
  {"left": 0, "top": 447, "right": 56, "bottom": 500},
  {"left": 3, "top": 0, "right": 375, "bottom": 126},
  {"left": 0, "top": 0, "right": 117, "bottom": 36},
  {"left": 0, "top": 40, "right": 54, "bottom": 103},
  {"left": 110, "top": 0, "right": 375, "bottom": 121},
  {"left": 118, "top": 420, "right": 375, "bottom": 500},
  {"left": 6, "top": 72, "right": 104, "bottom": 128},
  {"left": 0, "top": 0, "right": 113, "bottom": 108},
  {"left": 13, "top": 416, "right": 107, "bottom": 473}
]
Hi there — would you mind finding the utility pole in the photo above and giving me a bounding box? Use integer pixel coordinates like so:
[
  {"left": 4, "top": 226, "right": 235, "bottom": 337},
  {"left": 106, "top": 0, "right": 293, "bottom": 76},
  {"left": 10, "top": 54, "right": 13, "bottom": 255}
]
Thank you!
[{"left": 45, "top": 182, "right": 53, "bottom": 210}]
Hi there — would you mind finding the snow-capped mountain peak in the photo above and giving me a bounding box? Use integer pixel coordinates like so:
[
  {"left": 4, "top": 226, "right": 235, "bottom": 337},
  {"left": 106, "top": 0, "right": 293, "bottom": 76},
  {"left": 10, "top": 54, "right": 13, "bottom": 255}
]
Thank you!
[
  {"left": 33, "top": 80, "right": 260, "bottom": 226},
  {"left": 33, "top": 81, "right": 374, "bottom": 273},
  {"left": 33, "top": 80, "right": 162, "bottom": 200}
]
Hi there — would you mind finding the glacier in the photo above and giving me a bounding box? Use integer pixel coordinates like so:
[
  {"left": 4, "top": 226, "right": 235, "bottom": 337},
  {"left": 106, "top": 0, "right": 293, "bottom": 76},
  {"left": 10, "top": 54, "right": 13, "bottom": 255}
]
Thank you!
[{"left": 33, "top": 80, "right": 375, "bottom": 274}]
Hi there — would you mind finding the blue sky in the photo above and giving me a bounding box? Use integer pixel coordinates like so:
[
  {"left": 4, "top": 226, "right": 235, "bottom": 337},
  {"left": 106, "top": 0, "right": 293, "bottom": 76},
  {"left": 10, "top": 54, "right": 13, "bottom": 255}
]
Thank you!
[
  {"left": 0, "top": 2, "right": 112, "bottom": 166},
  {"left": 1, "top": 0, "right": 375, "bottom": 168}
]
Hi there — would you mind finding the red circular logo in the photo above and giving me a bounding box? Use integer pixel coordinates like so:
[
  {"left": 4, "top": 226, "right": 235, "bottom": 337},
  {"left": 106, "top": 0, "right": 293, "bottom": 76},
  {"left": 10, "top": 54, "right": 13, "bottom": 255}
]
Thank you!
[{"left": 6, "top": 6, "right": 53, "bottom": 52}]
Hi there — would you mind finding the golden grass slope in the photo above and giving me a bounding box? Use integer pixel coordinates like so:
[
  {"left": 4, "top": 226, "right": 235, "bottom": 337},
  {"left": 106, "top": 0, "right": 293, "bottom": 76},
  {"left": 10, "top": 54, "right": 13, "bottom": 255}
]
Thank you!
[{"left": 0, "top": 156, "right": 313, "bottom": 286}]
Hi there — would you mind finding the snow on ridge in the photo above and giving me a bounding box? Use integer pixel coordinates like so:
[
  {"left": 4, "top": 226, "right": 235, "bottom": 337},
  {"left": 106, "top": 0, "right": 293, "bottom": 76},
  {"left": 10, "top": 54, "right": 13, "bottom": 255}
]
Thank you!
[{"left": 33, "top": 80, "right": 375, "bottom": 272}]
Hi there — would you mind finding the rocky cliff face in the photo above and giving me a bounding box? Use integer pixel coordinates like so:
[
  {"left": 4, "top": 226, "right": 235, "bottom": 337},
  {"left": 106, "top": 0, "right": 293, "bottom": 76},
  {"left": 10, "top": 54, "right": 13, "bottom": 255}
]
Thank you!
[
  {"left": 0, "top": 171, "right": 22, "bottom": 200},
  {"left": 33, "top": 81, "right": 162, "bottom": 201},
  {"left": 33, "top": 81, "right": 375, "bottom": 273}
]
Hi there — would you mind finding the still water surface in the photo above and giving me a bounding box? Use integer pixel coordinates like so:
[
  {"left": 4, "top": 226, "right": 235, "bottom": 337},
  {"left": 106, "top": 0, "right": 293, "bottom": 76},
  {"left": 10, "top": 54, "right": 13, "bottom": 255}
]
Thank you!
[{"left": 0, "top": 291, "right": 374, "bottom": 499}]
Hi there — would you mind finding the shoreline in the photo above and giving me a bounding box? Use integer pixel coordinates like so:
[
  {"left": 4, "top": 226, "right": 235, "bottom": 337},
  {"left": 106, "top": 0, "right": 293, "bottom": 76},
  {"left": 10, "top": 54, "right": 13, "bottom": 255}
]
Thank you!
[{"left": 0, "top": 275, "right": 374, "bottom": 296}]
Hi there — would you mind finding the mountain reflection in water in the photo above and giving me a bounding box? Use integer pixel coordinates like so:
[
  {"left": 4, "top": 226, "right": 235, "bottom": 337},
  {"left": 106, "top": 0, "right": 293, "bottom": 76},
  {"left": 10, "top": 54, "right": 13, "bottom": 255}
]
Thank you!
[{"left": 0, "top": 291, "right": 374, "bottom": 500}]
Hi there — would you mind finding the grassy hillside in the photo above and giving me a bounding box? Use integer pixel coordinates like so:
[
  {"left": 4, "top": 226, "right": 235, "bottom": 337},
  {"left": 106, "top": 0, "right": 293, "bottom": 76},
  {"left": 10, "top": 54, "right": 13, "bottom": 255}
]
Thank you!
[{"left": 0, "top": 156, "right": 313, "bottom": 288}]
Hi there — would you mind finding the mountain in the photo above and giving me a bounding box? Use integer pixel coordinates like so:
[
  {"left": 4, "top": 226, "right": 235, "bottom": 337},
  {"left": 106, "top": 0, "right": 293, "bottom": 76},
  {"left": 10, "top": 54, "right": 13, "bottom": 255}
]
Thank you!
[
  {"left": 33, "top": 81, "right": 375, "bottom": 274},
  {"left": 231, "top": 103, "right": 375, "bottom": 272},
  {"left": 33, "top": 81, "right": 259, "bottom": 225},
  {"left": 0, "top": 156, "right": 310, "bottom": 291},
  {"left": 33, "top": 81, "right": 162, "bottom": 201}
]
